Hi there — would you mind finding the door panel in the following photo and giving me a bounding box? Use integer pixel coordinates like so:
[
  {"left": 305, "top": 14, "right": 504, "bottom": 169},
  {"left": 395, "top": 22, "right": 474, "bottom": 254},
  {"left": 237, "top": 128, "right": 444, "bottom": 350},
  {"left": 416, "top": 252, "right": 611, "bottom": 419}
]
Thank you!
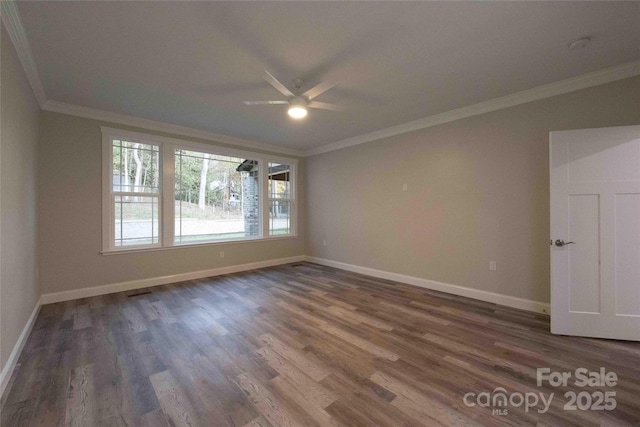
[
  {"left": 567, "top": 132, "right": 640, "bottom": 182},
  {"left": 614, "top": 193, "right": 640, "bottom": 316},
  {"left": 568, "top": 194, "right": 600, "bottom": 314}
]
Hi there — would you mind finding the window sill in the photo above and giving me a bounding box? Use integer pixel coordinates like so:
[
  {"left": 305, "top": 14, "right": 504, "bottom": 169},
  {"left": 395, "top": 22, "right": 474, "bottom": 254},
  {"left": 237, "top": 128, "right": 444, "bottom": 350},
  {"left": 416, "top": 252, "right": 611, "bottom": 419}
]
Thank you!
[{"left": 100, "top": 234, "right": 298, "bottom": 255}]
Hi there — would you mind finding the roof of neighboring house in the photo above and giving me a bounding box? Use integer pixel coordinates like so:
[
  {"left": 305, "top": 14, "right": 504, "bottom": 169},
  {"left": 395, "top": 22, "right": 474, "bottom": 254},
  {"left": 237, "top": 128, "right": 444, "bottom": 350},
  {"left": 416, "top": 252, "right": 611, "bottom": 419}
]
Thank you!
[{"left": 237, "top": 160, "right": 289, "bottom": 181}]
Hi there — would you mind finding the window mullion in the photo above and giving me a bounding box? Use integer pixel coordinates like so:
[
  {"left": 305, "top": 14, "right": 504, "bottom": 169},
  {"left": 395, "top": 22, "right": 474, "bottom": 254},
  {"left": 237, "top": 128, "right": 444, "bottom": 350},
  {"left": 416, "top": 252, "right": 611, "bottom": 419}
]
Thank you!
[
  {"left": 112, "top": 191, "right": 160, "bottom": 197},
  {"left": 291, "top": 163, "right": 296, "bottom": 236},
  {"left": 162, "top": 144, "right": 175, "bottom": 247},
  {"left": 261, "top": 159, "right": 268, "bottom": 238}
]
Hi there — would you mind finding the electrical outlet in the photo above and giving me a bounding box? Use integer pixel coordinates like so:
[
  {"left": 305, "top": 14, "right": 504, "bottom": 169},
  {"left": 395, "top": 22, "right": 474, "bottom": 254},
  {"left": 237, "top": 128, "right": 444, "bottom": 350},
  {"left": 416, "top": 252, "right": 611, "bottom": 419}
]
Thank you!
[
  {"left": 489, "top": 261, "right": 497, "bottom": 271},
  {"left": 402, "top": 183, "right": 408, "bottom": 191},
  {"left": 322, "top": 240, "right": 327, "bottom": 247},
  {"left": 220, "top": 251, "right": 225, "bottom": 259}
]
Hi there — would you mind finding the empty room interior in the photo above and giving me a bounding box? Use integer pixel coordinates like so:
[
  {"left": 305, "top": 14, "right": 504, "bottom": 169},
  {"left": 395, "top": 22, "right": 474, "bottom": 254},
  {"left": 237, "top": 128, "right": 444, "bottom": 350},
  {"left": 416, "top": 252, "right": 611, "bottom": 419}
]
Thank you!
[{"left": 2, "top": 1, "right": 640, "bottom": 426}]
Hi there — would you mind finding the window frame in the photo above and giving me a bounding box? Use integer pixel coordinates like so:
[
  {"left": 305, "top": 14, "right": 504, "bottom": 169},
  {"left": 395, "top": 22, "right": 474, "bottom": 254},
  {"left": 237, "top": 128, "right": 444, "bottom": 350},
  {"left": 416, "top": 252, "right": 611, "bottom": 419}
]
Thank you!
[
  {"left": 267, "top": 162, "right": 294, "bottom": 236},
  {"left": 101, "top": 127, "right": 297, "bottom": 253}
]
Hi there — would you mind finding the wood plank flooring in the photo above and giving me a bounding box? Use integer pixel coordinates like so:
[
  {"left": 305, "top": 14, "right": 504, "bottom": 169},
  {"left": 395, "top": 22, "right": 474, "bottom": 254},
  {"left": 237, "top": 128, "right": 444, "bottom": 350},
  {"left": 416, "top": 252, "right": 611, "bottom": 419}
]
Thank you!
[{"left": 2, "top": 262, "right": 640, "bottom": 426}]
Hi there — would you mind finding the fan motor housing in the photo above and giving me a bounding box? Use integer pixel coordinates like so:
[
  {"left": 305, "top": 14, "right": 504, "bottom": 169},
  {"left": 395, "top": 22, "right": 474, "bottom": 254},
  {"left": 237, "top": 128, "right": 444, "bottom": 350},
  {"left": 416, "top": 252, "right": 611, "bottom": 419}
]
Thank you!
[{"left": 289, "top": 96, "right": 307, "bottom": 108}]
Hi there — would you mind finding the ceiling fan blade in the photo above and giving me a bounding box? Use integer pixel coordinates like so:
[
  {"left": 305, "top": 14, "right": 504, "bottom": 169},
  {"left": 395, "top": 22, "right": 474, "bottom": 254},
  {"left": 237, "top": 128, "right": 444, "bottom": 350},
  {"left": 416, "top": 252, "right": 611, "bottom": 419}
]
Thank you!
[
  {"left": 243, "top": 100, "right": 288, "bottom": 105},
  {"left": 308, "top": 101, "right": 345, "bottom": 112},
  {"left": 263, "top": 71, "right": 294, "bottom": 97},
  {"left": 302, "top": 81, "right": 336, "bottom": 100}
]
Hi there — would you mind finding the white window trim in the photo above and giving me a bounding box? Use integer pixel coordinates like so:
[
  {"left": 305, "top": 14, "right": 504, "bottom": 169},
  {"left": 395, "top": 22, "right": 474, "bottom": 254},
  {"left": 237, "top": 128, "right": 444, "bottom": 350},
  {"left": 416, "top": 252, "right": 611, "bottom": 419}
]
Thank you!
[
  {"left": 101, "top": 127, "right": 298, "bottom": 253},
  {"left": 267, "top": 162, "right": 295, "bottom": 237}
]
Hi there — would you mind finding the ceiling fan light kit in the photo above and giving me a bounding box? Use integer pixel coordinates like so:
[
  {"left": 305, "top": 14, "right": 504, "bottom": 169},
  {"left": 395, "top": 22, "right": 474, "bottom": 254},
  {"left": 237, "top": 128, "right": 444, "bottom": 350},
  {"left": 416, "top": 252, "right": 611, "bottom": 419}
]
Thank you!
[
  {"left": 288, "top": 97, "right": 308, "bottom": 119},
  {"left": 244, "top": 71, "right": 344, "bottom": 120}
]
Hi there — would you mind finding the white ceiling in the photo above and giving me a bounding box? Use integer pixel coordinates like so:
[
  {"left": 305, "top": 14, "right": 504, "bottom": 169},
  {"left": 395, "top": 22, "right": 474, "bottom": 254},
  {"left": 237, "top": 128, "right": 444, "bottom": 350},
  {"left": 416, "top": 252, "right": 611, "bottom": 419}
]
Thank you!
[{"left": 16, "top": 1, "right": 640, "bottom": 152}]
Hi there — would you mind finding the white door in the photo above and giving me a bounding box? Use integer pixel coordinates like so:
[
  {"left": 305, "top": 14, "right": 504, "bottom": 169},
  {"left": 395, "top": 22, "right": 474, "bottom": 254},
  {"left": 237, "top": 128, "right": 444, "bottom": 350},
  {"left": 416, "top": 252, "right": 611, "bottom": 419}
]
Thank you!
[{"left": 551, "top": 125, "right": 640, "bottom": 341}]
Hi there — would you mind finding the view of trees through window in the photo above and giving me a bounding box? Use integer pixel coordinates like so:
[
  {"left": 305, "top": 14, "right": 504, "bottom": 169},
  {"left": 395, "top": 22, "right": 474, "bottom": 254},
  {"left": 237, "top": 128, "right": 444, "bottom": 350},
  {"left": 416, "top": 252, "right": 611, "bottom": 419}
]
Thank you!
[
  {"left": 175, "top": 150, "right": 259, "bottom": 242},
  {"left": 112, "top": 140, "right": 160, "bottom": 247}
]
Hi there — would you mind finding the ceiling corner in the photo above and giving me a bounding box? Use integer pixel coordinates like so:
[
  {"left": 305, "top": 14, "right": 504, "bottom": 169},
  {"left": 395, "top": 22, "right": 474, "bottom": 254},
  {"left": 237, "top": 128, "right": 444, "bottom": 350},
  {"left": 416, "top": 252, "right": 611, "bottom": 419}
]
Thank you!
[
  {"left": 1, "top": 1, "right": 47, "bottom": 107},
  {"left": 305, "top": 59, "right": 640, "bottom": 157},
  {"left": 41, "top": 100, "right": 306, "bottom": 158}
]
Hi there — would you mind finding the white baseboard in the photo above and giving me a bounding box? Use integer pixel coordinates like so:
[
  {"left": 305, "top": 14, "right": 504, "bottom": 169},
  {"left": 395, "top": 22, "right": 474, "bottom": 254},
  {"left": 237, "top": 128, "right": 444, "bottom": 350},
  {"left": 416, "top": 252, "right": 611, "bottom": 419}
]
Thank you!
[
  {"left": 304, "top": 256, "right": 550, "bottom": 314},
  {"left": 1, "top": 297, "right": 42, "bottom": 397},
  {"left": 40, "top": 255, "right": 305, "bottom": 305}
]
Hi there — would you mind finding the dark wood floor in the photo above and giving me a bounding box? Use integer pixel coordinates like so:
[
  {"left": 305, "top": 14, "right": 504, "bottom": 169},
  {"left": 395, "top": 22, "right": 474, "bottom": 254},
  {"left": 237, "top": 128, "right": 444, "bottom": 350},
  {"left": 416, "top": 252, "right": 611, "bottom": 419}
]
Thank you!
[{"left": 2, "top": 262, "right": 639, "bottom": 426}]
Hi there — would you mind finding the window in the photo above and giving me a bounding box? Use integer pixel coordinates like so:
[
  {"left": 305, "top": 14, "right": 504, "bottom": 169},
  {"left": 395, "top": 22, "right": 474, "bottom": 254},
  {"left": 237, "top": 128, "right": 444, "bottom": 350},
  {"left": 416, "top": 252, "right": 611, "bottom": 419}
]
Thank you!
[
  {"left": 102, "top": 128, "right": 296, "bottom": 252},
  {"left": 174, "top": 150, "right": 259, "bottom": 243},
  {"left": 111, "top": 140, "right": 161, "bottom": 248},
  {"left": 268, "top": 163, "right": 292, "bottom": 235}
]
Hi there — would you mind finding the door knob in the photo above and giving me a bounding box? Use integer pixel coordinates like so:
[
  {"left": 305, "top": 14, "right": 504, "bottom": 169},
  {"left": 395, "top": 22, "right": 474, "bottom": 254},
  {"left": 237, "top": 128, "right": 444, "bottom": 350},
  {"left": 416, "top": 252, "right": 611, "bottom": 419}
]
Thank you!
[{"left": 555, "top": 239, "right": 575, "bottom": 247}]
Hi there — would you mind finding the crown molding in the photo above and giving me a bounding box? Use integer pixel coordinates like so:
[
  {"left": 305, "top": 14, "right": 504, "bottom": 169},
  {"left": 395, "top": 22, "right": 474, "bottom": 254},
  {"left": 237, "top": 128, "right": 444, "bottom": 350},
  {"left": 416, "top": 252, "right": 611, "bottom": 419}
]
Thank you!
[
  {"left": 1, "top": 1, "right": 46, "bottom": 106},
  {"left": 41, "top": 100, "right": 305, "bottom": 157},
  {"left": 306, "top": 60, "right": 640, "bottom": 156},
  {"left": 1, "top": 1, "right": 303, "bottom": 157},
  {"left": 3, "top": 0, "right": 639, "bottom": 159}
]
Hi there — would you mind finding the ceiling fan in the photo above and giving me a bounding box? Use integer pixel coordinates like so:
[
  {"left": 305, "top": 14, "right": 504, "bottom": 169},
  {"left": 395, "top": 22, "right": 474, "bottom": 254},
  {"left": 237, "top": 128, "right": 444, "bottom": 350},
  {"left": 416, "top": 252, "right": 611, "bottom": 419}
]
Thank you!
[{"left": 244, "top": 71, "right": 344, "bottom": 119}]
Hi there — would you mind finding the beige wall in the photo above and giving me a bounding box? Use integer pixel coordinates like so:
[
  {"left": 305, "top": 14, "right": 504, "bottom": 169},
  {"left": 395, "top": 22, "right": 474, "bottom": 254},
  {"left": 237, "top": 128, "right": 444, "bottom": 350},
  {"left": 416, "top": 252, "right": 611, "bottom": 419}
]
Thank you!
[
  {"left": 38, "top": 111, "right": 305, "bottom": 295},
  {"left": 6, "top": 30, "right": 640, "bottom": 325},
  {"left": 1, "top": 24, "right": 40, "bottom": 370},
  {"left": 305, "top": 76, "right": 640, "bottom": 304}
]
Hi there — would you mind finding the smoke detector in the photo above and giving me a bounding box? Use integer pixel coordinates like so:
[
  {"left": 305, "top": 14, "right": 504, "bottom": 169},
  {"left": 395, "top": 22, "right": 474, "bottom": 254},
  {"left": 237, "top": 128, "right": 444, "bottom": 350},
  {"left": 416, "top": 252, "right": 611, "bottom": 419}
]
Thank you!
[{"left": 568, "top": 37, "right": 591, "bottom": 50}]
